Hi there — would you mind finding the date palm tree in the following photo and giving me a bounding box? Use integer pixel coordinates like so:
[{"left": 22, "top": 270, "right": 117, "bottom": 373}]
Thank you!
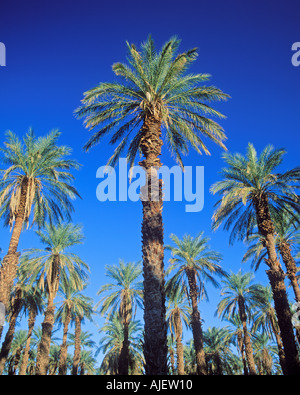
[
  {"left": 217, "top": 270, "right": 265, "bottom": 375},
  {"left": 21, "top": 223, "right": 89, "bottom": 375},
  {"left": 0, "top": 129, "right": 80, "bottom": 312},
  {"left": 56, "top": 281, "right": 89, "bottom": 375},
  {"left": 95, "top": 260, "right": 143, "bottom": 375},
  {"left": 166, "top": 232, "right": 225, "bottom": 375},
  {"left": 211, "top": 143, "right": 300, "bottom": 375},
  {"left": 166, "top": 286, "right": 191, "bottom": 375},
  {"left": 75, "top": 36, "right": 229, "bottom": 374}
]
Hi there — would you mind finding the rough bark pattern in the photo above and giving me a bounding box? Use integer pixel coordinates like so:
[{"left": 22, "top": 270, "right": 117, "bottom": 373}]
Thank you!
[
  {"left": 254, "top": 194, "right": 300, "bottom": 375},
  {"left": 140, "top": 115, "right": 168, "bottom": 375},
  {"left": 19, "top": 310, "right": 36, "bottom": 375},
  {"left": 237, "top": 296, "right": 256, "bottom": 375},
  {"left": 0, "top": 288, "right": 22, "bottom": 375},
  {"left": 58, "top": 309, "right": 71, "bottom": 375},
  {"left": 174, "top": 309, "right": 185, "bottom": 375},
  {"left": 279, "top": 242, "right": 300, "bottom": 302},
  {"left": 72, "top": 316, "right": 81, "bottom": 375},
  {"left": 186, "top": 268, "right": 207, "bottom": 375},
  {"left": 36, "top": 256, "right": 60, "bottom": 375},
  {"left": 0, "top": 179, "right": 28, "bottom": 312}
]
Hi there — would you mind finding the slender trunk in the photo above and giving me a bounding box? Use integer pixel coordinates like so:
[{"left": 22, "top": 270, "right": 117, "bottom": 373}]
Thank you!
[
  {"left": 271, "top": 318, "right": 287, "bottom": 375},
  {"left": 238, "top": 296, "right": 256, "bottom": 375},
  {"left": 36, "top": 256, "right": 60, "bottom": 375},
  {"left": 72, "top": 316, "right": 82, "bottom": 375},
  {"left": 186, "top": 268, "right": 207, "bottom": 375},
  {"left": 254, "top": 195, "right": 300, "bottom": 375},
  {"left": 118, "top": 296, "right": 131, "bottom": 375},
  {"left": 174, "top": 310, "right": 185, "bottom": 375},
  {"left": 19, "top": 309, "right": 36, "bottom": 375},
  {"left": 0, "top": 288, "right": 22, "bottom": 374},
  {"left": 169, "top": 347, "right": 175, "bottom": 374},
  {"left": 237, "top": 329, "right": 248, "bottom": 375},
  {"left": 0, "top": 179, "right": 28, "bottom": 313},
  {"left": 58, "top": 308, "right": 71, "bottom": 375},
  {"left": 139, "top": 115, "right": 168, "bottom": 375}
]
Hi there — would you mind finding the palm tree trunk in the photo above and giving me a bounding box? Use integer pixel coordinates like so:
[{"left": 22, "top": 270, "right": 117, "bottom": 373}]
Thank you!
[
  {"left": 0, "top": 179, "right": 28, "bottom": 313},
  {"left": 139, "top": 114, "right": 168, "bottom": 375},
  {"left": 0, "top": 289, "right": 22, "bottom": 374},
  {"left": 118, "top": 296, "right": 131, "bottom": 375},
  {"left": 186, "top": 268, "right": 207, "bottom": 375},
  {"left": 72, "top": 316, "right": 81, "bottom": 375},
  {"left": 279, "top": 241, "right": 300, "bottom": 302},
  {"left": 35, "top": 294, "right": 56, "bottom": 375},
  {"left": 254, "top": 195, "right": 300, "bottom": 375},
  {"left": 174, "top": 310, "right": 185, "bottom": 375},
  {"left": 58, "top": 308, "right": 71, "bottom": 375},
  {"left": 237, "top": 296, "right": 256, "bottom": 375},
  {"left": 19, "top": 309, "right": 36, "bottom": 375}
]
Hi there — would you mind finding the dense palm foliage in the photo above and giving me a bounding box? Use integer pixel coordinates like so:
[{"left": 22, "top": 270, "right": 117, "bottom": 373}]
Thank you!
[{"left": 0, "top": 37, "right": 299, "bottom": 376}]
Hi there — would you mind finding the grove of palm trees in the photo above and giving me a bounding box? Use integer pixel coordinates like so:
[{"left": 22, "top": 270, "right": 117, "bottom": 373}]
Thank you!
[{"left": 0, "top": 1, "right": 299, "bottom": 378}]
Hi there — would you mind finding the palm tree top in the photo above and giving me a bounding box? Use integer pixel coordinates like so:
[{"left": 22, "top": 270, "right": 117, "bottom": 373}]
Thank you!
[
  {"left": 211, "top": 143, "right": 300, "bottom": 243},
  {"left": 75, "top": 35, "right": 229, "bottom": 168},
  {"left": 0, "top": 128, "right": 81, "bottom": 228}
]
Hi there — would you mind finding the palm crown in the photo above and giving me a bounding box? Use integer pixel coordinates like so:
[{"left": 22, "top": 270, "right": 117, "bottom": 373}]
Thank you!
[
  {"left": 0, "top": 129, "right": 80, "bottom": 228},
  {"left": 75, "top": 35, "right": 229, "bottom": 168},
  {"left": 211, "top": 143, "right": 300, "bottom": 243}
]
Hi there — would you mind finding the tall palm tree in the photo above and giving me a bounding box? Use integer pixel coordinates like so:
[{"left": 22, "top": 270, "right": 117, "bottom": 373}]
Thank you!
[
  {"left": 166, "top": 232, "right": 225, "bottom": 375},
  {"left": 211, "top": 143, "right": 300, "bottom": 375},
  {"left": 96, "top": 260, "right": 143, "bottom": 375},
  {"left": 75, "top": 36, "right": 229, "bottom": 374},
  {"left": 97, "top": 313, "right": 144, "bottom": 375},
  {"left": 225, "top": 315, "right": 248, "bottom": 375},
  {"left": 203, "top": 326, "right": 233, "bottom": 375},
  {"left": 18, "top": 287, "right": 44, "bottom": 376},
  {"left": 70, "top": 295, "right": 94, "bottom": 375},
  {"left": 21, "top": 223, "right": 89, "bottom": 375},
  {"left": 217, "top": 270, "right": 265, "bottom": 375},
  {"left": 0, "top": 129, "right": 80, "bottom": 313},
  {"left": 166, "top": 286, "right": 191, "bottom": 375},
  {"left": 56, "top": 281, "right": 89, "bottom": 375}
]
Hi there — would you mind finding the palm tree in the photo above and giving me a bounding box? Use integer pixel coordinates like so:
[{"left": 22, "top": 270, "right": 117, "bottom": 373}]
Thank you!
[
  {"left": 203, "top": 326, "right": 233, "bottom": 375},
  {"left": 96, "top": 260, "right": 143, "bottom": 375},
  {"left": 211, "top": 143, "right": 300, "bottom": 375},
  {"left": 6, "top": 330, "right": 27, "bottom": 375},
  {"left": 18, "top": 287, "right": 44, "bottom": 375},
  {"left": 252, "top": 332, "right": 278, "bottom": 375},
  {"left": 56, "top": 281, "right": 89, "bottom": 375},
  {"left": 75, "top": 36, "right": 229, "bottom": 374},
  {"left": 166, "top": 232, "right": 225, "bottom": 375},
  {"left": 0, "top": 129, "right": 80, "bottom": 313},
  {"left": 166, "top": 286, "right": 191, "bottom": 375},
  {"left": 97, "top": 313, "right": 144, "bottom": 375},
  {"left": 217, "top": 270, "right": 265, "bottom": 375},
  {"left": 21, "top": 223, "right": 89, "bottom": 375},
  {"left": 70, "top": 295, "right": 94, "bottom": 375}
]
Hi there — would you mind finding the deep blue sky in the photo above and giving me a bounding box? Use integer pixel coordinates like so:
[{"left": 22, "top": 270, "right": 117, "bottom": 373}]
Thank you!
[{"left": 0, "top": 0, "right": 299, "bottom": 365}]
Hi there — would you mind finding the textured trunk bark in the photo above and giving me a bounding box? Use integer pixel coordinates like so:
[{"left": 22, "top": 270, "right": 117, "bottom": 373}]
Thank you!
[
  {"left": 118, "top": 296, "right": 131, "bottom": 375},
  {"left": 174, "top": 310, "right": 185, "bottom": 375},
  {"left": 238, "top": 296, "right": 256, "bottom": 375},
  {"left": 58, "top": 309, "right": 71, "bottom": 375},
  {"left": 139, "top": 115, "right": 168, "bottom": 375},
  {"left": 186, "top": 268, "right": 207, "bottom": 375},
  {"left": 72, "top": 316, "right": 81, "bottom": 375},
  {"left": 36, "top": 256, "right": 60, "bottom": 375},
  {"left": 0, "top": 289, "right": 22, "bottom": 375},
  {"left": 0, "top": 179, "right": 28, "bottom": 313},
  {"left": 279, "top": 241, "right": 300, "bottom": 302},
  {"left": 254, "top": 195, "right": 300, "bottom": 375},
  {"left": 19, "top": 310, "right": 36, "bottom": 375}
]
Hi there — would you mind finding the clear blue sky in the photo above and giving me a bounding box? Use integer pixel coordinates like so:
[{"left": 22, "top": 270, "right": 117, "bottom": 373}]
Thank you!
[{"left": 0, "top": 0, "right": 299, "bottom": 365}]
